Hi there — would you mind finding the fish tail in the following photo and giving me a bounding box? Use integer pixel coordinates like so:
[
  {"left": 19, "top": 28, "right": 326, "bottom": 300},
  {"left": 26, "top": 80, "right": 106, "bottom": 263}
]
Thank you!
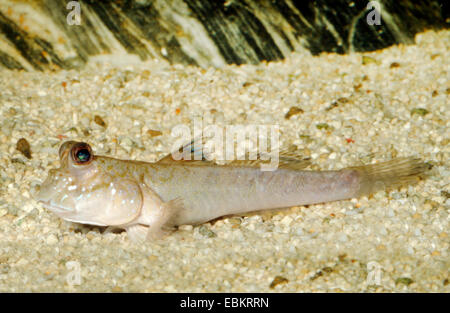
[{"left": 349, "top": 157, "right": 431, "bottom": 197}]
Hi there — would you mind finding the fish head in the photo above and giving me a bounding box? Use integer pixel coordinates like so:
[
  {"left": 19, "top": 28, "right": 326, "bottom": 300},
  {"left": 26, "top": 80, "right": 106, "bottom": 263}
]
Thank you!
[{"left": 36, "top": 141, "right": 142, "bottom": 226}]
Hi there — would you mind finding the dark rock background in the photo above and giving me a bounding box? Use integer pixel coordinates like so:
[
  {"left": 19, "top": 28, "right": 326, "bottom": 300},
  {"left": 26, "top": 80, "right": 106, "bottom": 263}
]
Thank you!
[{"left": 0, "top": 0, "right": 448, "bottom": 70}]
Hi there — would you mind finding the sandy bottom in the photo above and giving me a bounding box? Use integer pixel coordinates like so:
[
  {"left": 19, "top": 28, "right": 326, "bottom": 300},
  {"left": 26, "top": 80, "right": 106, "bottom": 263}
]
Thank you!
[{"left": 0, "top": 30, "right": 448, "bottom": 292}]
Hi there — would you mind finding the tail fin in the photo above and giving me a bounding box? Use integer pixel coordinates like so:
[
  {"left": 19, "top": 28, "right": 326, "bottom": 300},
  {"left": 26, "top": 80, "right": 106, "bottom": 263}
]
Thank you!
[{"left": 349, "top": 158, "right": 431, "bottom": 197}]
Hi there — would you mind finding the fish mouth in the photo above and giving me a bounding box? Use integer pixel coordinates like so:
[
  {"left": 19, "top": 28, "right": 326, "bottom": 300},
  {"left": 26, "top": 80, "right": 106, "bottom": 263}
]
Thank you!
[
  {"left": 38, "top": 200, "right": 108, "bottom": 226},
  {"left": 38, "top": 200, "right": 73, "bottom": 214}
]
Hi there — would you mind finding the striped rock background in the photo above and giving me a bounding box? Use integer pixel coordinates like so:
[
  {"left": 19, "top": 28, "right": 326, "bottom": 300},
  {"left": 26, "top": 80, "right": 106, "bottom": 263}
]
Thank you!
[{"left": 0, "top": 0, "right": 448, "bottom": 70}]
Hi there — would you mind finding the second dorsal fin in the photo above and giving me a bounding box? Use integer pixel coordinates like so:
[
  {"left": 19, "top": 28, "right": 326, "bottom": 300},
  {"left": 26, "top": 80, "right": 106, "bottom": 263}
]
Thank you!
[{"left": 227, "top": 149, "right": 311, "bottom": 170}]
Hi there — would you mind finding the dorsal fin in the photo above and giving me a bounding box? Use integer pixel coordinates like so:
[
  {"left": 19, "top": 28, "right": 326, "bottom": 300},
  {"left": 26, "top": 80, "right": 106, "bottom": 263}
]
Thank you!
[
  {"left": 157, "top": 136, "right": 311, "bottom": 170},
  {"left": 157, "top": 136, "right": 215, "bottom": 166},
  {"left": 274, "top": 150, "right": 311, "bottom": 170}
]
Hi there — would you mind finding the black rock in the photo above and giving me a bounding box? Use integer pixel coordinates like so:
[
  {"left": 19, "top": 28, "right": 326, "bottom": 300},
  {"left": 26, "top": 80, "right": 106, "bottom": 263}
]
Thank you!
[{"left": 0, "top": 0, "right": 448, "bottom": 70}]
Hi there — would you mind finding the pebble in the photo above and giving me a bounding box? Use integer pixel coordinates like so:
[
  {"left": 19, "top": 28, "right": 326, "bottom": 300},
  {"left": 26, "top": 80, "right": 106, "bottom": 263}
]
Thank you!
[
  {"left": 199, "top": 225, "right": 216, "bottom": 238},
  {"left": 178, "top": 225, "right": 193, "bottom": 231},
  {"left": 338, "top": 233, "right": 348, "bottom": 242},
  {"left": 46, "top": 234, "right": 58, "bottom": 245},
  {"left": 94, "top": 115, "right": 107, "bottom": 128},
  {"left": 269, "top": 276, "right": 289, "bottom": 288},
  {"left": 285, "top": 106, "right": 304, "bottom": 119},
  {"left": 16, "top": 138, "right": 32, "bottom": 159},
  {"left": 280, "top": 216, "right": 293, "bottom": 227},
  {"left": 147, "top": 129, "right": 162, "bottom": 137}
]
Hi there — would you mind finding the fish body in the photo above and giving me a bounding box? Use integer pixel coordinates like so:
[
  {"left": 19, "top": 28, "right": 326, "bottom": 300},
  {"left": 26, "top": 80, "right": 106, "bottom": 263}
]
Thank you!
[
  {"left": 142, "top": 163, "right": 359, "bottom": 225},
  {"left": 36, "top": 141, "right": 429, "bottom": 242}
]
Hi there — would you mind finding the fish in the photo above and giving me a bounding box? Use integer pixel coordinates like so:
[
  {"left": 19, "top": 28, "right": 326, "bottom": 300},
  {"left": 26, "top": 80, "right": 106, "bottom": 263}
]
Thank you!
[{"left": 36, "top": 139, "right": 431, "bottom": 242}]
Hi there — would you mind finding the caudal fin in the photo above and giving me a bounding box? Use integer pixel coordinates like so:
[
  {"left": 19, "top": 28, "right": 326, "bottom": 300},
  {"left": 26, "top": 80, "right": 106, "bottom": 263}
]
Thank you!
[{"left": 349, "top": 157, "right": 431, "bottom": 197}]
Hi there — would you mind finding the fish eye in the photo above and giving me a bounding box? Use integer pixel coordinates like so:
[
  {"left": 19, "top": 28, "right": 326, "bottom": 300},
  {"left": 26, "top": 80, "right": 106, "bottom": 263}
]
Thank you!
[{"left": 71, "top": 143, "right": 93, "bottom": 165}]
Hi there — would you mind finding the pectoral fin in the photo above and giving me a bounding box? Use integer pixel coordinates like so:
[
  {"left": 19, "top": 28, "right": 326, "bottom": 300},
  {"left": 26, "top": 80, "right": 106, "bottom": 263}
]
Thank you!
[
  {"left": 145, "top": 197, "right": 184, "bottom": 241},
  {"left": 126, "top": 197, "right": 185, "bottom": 242}
]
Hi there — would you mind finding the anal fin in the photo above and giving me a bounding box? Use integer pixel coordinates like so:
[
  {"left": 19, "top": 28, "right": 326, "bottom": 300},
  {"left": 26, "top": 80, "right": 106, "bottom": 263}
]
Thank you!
[{"left": 126, "top": 224, "right": 150, "bottom": 243}]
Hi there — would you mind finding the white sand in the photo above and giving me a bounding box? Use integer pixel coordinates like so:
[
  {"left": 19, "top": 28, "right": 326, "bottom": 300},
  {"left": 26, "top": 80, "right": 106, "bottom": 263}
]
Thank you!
[{"left": 0, "top": 30, "right": 448, "bottom": 292}]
